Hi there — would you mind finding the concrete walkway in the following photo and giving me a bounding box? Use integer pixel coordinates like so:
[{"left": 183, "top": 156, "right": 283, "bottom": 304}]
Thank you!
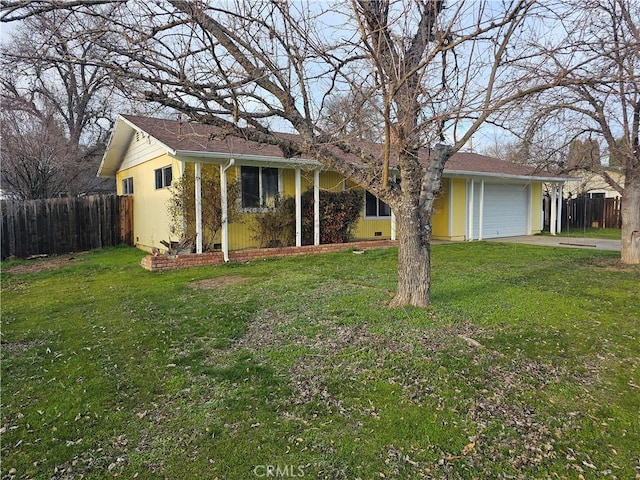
[{"left": 488, "top": 235, "right": 621, "bottom": 251}]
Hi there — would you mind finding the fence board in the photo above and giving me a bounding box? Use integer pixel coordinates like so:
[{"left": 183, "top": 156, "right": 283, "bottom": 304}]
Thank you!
[
  {"left": 1, "top": 194, "right": 134, "bottom": 259},
  {"left": 561, "top": 195, "right": 621, "bottom": 230}
]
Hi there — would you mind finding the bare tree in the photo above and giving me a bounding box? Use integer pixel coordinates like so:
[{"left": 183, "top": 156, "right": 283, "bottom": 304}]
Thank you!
[
  {"left": 1, "top": 110, "right": 79, "bottom": 198},
  {"left": 1, "top": 0, "right": 578, "bottom": 305},
  {"left": 566, "top": 139, "right": 601, "bottom": 169},
  {"left": 518, "top": 0, "right": 640, "bottom": 264},
  {"left": 0, "top": 7, "right": 133, "bottom": 197},
  {"left": 318, "top": 90, "right": 384, "bottom": 143}
]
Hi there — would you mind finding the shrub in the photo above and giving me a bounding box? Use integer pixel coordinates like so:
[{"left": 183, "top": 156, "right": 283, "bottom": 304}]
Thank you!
[
  {"left": 167, "top": 165, "right": 240, "bottom": 251},
  {"left": 250, "top": 189, "right": 362, "bottom": 247},
  {"left": 251, "top": 194, "right": 296, "bottom": 248},
  {"left": 302, "top": 189, "right": 362, "bottom": 244}
]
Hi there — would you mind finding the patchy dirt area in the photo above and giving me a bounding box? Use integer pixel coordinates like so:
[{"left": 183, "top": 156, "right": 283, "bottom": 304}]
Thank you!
[
  {"left": 591, "top": 258, "right": 640, "bottom": 272},
  {"left": 4, "top": 253, "right": 86, "bottom": 274},
  {"left": 187, "top": 275, "right": 251, "bottom": 290}
]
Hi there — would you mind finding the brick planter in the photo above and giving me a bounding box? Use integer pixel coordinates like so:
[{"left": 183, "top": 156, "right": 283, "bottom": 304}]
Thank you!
[{"left": 140, "top": 240, "right": 398, "bottom": 271}]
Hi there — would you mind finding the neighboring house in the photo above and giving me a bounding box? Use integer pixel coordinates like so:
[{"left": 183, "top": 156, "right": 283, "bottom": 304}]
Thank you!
[
  {"left": 563, "top": 168, "right": 624, "bottom": 199},
  {"left": 98, "top": 115, "right": 573, "bottom": 255}
]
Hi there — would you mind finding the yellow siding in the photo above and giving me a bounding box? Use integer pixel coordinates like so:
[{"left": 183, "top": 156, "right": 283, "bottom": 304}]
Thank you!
[
  {"left": 119, "top": 154, "right": 545, "bottom": 251},
  {"left": 319, "top": 171, "right": 347, "bottom": 192},
  {"left": 530, "top": 181, "right": 543, "bottom": 233},
  {"left": 221, "top": 168, "right": 352, "bottom": 249},
  {"left": 449, "top": 178, "right": 467, "bottom": 241},
  {"left": 354, "top": 217, "right": 392, "bottom": 239},
  {"left": 341, "top": 179, "right": 388, "bottom": 240},
  {"left": 432, "top": 180, "right": 450, "bottom": 240},
  {"left": 116, "top": 154, "right": 180, "bottom": 252}
]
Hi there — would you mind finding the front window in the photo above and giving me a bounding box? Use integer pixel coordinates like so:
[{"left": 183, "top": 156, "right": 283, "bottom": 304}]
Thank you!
[
  {"left": 154, "top": 166, "right": 172, "bottom": 189},
  {"left": 241, "top": 166, "right": 279, "bottom": 209},
  {"left": 365, "top": 191, "right": 391, "bottom": 218}
]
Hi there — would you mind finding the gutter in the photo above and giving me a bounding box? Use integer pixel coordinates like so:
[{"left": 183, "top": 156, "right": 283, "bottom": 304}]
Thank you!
[
  {"left": 174, "top": 150, "right": 323, "bottom": 169},
  {"left": 444, "top": 170, "right": 579, "bottom": 183}
]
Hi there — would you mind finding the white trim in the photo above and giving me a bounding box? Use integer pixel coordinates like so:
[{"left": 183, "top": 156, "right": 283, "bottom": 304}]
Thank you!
[
  {"left": 391, "top": 210, "right": 396, "bottom": 241},
  {"left": 177, "top": 150, "right": 322, "bottom": 169},
  {"left": 195, "top": 162, "right": 203, "bottom": 254},
  {"left": 445, "top": 170, "right": 577, "bottom": 183},
  {"left": 550, "top": 183, "right": 558, "bottom": 236},
  {"left": 478, "top": 179, "right": 484, "bottom": 241},
  {"left": 220, "top": 159, "right": 235, "bottom": 262},
  {"left": 238, "top": 165, "right": 282, "bottom": 212},
  {"left": 295, "top": 167, "right": 302, "bottom": 247},
  {"left": 364, "top": 191, "right": 391, "bottom": 219},
  {"left": 468, "top": 179, "right": 475, "bottom": 241},
  {"left": 527, "top": 183, "right": 533, "bottom": 235},
  {"left": 448, "top": 178, "right": 454, "bottom": 238},
  {"left": 557, "top": 183, "right": 563, "bottom": 233}
]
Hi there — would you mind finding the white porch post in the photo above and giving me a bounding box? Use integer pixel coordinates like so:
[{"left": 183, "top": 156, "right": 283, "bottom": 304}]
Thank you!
[
  {"left": 313, "top": 169, "right": 320, "bottom": 246},
  {"left": 468, "top": 179, "right": 475, "bottom": 241},
  {"left": 478, "top": 179, "right": 484, "bottom": 241},
  {"left": 527, "top": 183, "right": 533, "bottom": 235},
  {"left": 180, "top": 161, "right": 187, "bottom": 236},
  {"left": 220, "top": 163, "right": 229, "bottom": 262},
  {"left": 550, "top": 183, "right": 558, "bottom": 235},
  {"left": 295, "top": 167, "right": 302, "bottom": 247},
  {"left": 195, "top": 162, "right": 203, "bottom": 254},
  {"left": 556, "top": 183, "right": 563, "bottom": 234},
  {"left": 391, "top": 210, "right": 396, "bottom": 241}
]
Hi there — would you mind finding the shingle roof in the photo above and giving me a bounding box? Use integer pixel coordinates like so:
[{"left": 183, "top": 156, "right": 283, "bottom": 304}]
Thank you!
[
  {"left": 122, "top": 114, "right": 294, "bottom": 159},
  {"left": 102, "top": 114, "right": 570, "bottom": 181}
]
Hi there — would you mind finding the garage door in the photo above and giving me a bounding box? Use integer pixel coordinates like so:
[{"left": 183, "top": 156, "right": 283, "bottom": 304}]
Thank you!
[{"left": 472, "top": 183, "right": 529, "bottom": 239}]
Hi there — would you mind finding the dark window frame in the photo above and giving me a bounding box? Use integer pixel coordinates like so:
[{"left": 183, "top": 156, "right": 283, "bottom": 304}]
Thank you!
[
  {"left": 154, "top": 166, "right": 172, "bottom": 189},
  {"left": 240, "top": 166, "right": 279, "bottom": 210},
  {"left": 364, "top": 191, "right": 391, "bottom": 218}
]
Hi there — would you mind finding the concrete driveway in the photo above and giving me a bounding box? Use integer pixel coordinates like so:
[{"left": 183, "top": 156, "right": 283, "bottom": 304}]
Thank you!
[
  {"left": 489, "top": 235, "right": 621, "bottom": 252},
  {"left": 488, "top": 235, "right": 621, "bottom": 251}
]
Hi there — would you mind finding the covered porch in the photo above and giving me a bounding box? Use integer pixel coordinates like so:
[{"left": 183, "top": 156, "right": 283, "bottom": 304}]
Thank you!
[{"left": 179, "top": 156, "right": 398, "bottom": 260}]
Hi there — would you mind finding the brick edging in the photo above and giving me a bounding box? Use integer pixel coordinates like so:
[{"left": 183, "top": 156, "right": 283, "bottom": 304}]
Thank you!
[{"left": 140, "top": 240, "right": 398, "bottom": 271}]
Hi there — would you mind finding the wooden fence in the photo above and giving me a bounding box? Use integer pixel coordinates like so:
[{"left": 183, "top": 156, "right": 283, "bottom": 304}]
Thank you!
[
  {"left": 560, "top": 196, "right": 622, "bottom": 230},
  {"left": 1, "top": 195, "right": 133, "bottom": 259}
]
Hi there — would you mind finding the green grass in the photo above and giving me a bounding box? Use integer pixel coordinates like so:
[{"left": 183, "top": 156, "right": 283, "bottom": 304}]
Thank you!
[
  {"left": 2, "top": 244, "right": 639, "bottom": 479},
  {"left": 538, "top": 227, "right": 622, "bottom": 240}
]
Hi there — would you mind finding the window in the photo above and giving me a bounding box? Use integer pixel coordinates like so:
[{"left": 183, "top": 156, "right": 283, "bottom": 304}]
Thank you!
[
  {"left": 365, "top": 191, "right": 391, "bottom": 218},
  {"left": 241, "top": 166, "right": 279, "bottom": 209},
  {"left": 122, "top": 177, "right": 134, "bottom": 195},
  {"left": 154, "top": 166, "right": 172, "bottom": 189}
]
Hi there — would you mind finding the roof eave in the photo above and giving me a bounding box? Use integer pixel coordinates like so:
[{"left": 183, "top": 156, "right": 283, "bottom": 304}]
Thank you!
[
  {"left": 97, "top": 115, "right": 177, "bottom": 178},
  {"left": 444, "top": 170, "right": 579, "bottom": 182},
  {"left": 173, "top": 150, "right": 323, "bottom": 168}
]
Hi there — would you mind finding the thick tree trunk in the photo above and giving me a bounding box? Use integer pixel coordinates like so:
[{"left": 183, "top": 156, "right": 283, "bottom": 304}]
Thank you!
[
  {"left": 388, "top": 144, "right": 449, "bottom": 308},
  {"left": 620, "top": 172, "right": 640, "bottom": 264},
  {"left": 390, "top": 202, "right": 432, "bottom": 308}
]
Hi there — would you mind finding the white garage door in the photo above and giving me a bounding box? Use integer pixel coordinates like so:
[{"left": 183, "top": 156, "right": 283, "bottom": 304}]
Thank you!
[{"left": 472, "top": 183, "right": 529, "bottom": 239}]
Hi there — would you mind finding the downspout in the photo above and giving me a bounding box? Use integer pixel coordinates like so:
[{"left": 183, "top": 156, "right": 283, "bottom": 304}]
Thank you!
[
  {"left": 295, "top": 167, "right": 302, "bottom": 247},
  {"left": 220, "top": 159, "right": 235, "bottom": 262},
  {"left": 195, "top": 162, "right": 203, "bottom": 254},
  {"left": 478, "top": 180, "right": 484, "bottom": 241},
  {"left": 468, "top": 179, "right": 475, "bottom": 241}
]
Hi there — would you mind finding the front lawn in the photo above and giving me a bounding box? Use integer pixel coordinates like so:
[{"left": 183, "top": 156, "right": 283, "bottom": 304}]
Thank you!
[{"left": 1, "top": 243, "right": 638, "bottom": 479}]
